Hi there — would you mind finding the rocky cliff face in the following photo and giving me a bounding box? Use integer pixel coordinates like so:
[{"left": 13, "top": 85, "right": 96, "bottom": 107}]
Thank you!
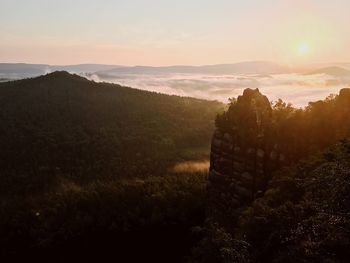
[
  {"left": 208, "top": 89, "right": 285, "bottom": 228},
  {"left": 202, "top": 88, "right": 350, "bottom": 262}
]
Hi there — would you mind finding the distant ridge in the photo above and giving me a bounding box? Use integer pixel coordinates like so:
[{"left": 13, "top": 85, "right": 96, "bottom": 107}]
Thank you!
[
  {"left": 305, "top": 66, "right": 350, "bottom": 77},
  {"left": 97, "top": 61, "right": 293, "bottom": 76},
  {"left": 2, "top": 62, "right": 350, "bottom": 83},
  {"left": 0, "top": 63, "right": 48, "bottom": 75},
  {"left": 0, "top": 61, "right": 293, "bottom": 81},
  {"left": 0, "top": 63, "right": 121, "bottom": 80}
]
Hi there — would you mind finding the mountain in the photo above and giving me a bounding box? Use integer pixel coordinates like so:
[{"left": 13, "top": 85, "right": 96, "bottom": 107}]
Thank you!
[
  {"left": 307, "top": 62, "right": 350, "bottom": 71},
  {"left": 305, "top": 66, "right": 350, "bottom": 77},
  {"left": 1, "top": 73, "right": 350, "bottom": 262},
  {"left": 0, "top": 63, "right": 121, "bottom": 81},
  {"left": 0, "top": 71, "right": 223, "bottom": 183},
  {"left": 96, "top": 61, "right": 292, "bottom": 77},
  {"left": 0, "top": 63, "right": 49, "bottom": 80},
  {"left": 0, "top": 63, "right": 48, "bottom": 74},
  {"left": 3, "top": 62, "right": 350, "bottom": 83},
  {"left": 49, "top": 64, "right": 123, "bottom": 73},
  {"left": 0, "top": 72, "right": 224, "bottom": 262},
  {"left": 0, "top": 61, "right": 291, "bottom": 83}
]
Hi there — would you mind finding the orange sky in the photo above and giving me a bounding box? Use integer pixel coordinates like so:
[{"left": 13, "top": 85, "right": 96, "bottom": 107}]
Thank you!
[{"left": 1, "top": 0, "right": 349, "bottom": 65}]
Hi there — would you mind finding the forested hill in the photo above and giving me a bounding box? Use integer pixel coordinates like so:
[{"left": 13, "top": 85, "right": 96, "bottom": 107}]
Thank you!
[
  {"left": 0, "top": 71, "right": 223, "bottom": 262},
  {"left": 0, "top": 71, "right": 223, "bottom": 186}
]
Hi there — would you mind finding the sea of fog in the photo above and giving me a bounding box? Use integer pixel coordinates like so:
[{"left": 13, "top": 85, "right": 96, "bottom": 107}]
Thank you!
[{"left": 89, "top": 72, "right": 350, "bottom": 107}]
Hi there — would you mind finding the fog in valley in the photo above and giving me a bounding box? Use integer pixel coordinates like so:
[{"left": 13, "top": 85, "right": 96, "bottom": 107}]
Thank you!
[{"left": 88, "top": 70, "right": 350, "bottom": 107}]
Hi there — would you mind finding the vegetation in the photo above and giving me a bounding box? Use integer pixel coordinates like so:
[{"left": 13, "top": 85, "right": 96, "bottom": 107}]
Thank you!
[
  {"left": 0, "top": 72, "right": 223, "bottom": 186},
  {"left": 193, "top": 88, "right": 350, "bottom": 263},
  {"left": 193, "top": 141, "right": 350, "bottom": 263},
  {"left": 1, "top": 72, "right": 350, "bottom": 262},
  {"left": 0, "top": 72, "right": 223, "bottom": 262},
  {"left": 237, "top": 140, "right": 350, "bottom": 263},
  {"left": 216, "top": 88, "right": 350, "bottom": 163},
  {"left": 1, "top": 172, "right": 208, "bottom": 262}
]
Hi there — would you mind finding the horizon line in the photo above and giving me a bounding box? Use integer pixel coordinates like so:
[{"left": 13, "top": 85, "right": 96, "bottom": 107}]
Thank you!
[{"left": 1, "top": 60, "right": 350, "bottom": 67}]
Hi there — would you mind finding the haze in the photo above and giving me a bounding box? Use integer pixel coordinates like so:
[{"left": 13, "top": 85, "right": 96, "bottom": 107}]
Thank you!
[{"left": 1, "top": 0, "right": 350, "bottom": 65}]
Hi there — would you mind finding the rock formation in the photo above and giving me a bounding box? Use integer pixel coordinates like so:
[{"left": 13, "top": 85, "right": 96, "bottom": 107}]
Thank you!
[{"left": 208, "top": 88, "right": 285, "bottom": 229}]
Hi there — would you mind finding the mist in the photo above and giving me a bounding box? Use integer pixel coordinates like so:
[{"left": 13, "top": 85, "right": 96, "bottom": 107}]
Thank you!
[
  {"left": 87, "top": 72, "right": 350, "bottom": 107},
  {"left": 171, "top": 160, "right": 210, "bottom": 173}
]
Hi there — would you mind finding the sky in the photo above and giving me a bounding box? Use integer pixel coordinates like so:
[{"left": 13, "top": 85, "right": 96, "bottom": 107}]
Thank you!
[{"left": 1, "top": 0, "right": 350, "bottom": 66}]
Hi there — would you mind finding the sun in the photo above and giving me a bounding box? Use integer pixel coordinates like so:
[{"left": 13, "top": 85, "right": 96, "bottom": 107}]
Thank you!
[{"left": 297, "top": 42, "right": 310, "bottom": 56}]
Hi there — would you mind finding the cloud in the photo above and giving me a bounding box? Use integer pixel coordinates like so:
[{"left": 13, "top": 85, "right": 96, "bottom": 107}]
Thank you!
[{"left": 85, "top": 72, "right": 350, "bottom": 107}]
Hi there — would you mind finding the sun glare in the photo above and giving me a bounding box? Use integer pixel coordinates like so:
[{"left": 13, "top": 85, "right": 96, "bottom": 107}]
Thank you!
[{"left": 297, "top": 42, "right": 310, "bottom": 56}]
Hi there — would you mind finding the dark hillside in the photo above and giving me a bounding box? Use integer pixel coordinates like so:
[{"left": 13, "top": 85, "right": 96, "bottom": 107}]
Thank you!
[
  {"left": 0, "top": 72, "right": 224, "bottom": 262},
  {"left": 0, "top": 71, "right": 223, "bottom": 192}
]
